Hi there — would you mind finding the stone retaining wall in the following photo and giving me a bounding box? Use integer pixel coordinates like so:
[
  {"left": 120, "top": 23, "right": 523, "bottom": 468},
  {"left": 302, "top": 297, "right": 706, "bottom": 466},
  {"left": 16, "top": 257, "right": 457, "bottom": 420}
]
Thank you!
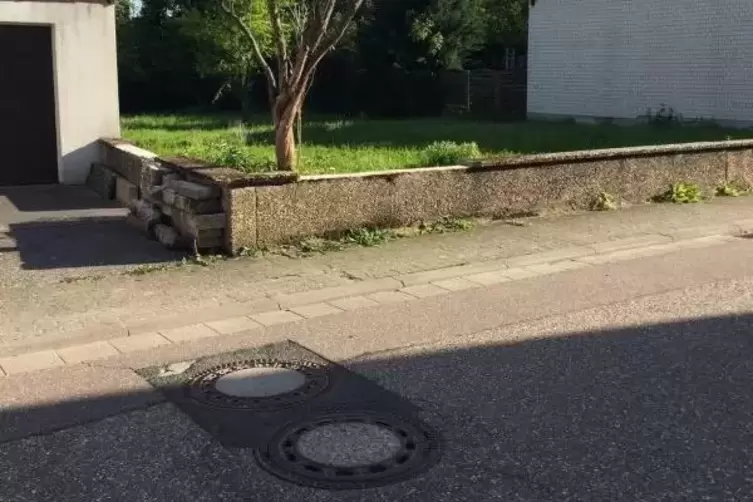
[
  {"left": 97, "top": 138, "right": 753, "bottom": 254},
  {"left": 97, "top": 139, "right": 226, "bottom": 251}
]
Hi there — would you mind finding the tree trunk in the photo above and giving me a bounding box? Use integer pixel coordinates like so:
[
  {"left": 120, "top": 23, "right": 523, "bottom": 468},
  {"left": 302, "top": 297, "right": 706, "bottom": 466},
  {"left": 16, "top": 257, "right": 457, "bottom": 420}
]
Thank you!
[
  {"left": 275, "top": 114, "right": 297, "bottom": 171},
  {"left": 273, "top": 90, "right": 305, "bottom": 171}
]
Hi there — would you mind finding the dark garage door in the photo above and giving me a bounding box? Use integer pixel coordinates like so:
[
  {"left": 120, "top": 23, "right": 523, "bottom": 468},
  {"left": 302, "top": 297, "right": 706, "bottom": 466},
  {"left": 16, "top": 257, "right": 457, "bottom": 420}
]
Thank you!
[{"left": 0, "top": 24, "right": 58, "bottom": 185}]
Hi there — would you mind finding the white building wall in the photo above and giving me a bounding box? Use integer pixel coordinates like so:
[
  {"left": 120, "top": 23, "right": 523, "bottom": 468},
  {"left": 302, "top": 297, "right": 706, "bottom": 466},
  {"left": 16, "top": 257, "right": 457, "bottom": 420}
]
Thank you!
[
  {"left": 0, "top": 1, "right": 120, "bottom": 184},
  {"left": 527, "top": 0, "right": 753, "bottom": 126}
]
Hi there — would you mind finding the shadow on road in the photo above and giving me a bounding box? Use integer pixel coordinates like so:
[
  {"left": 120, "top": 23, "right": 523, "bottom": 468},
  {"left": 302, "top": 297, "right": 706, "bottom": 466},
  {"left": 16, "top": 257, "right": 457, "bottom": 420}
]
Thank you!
[{"left": 1, "top": 313, "right": 751, "bottom": 500}]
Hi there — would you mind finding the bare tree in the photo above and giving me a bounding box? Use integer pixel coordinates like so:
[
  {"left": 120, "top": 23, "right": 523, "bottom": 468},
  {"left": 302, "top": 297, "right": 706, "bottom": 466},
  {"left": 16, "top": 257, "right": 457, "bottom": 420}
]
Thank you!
[{"left": 220, "top": 0, "right": 365, "bottom": 172}]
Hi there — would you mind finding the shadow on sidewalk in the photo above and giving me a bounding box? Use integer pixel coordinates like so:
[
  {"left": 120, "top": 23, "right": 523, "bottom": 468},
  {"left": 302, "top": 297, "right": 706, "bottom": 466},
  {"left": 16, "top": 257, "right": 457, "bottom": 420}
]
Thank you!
[
  {"left": 1, "top": 313, "right": 752, "bottom": 500},
  {"left": 0, "top": 185, "right": 121, "bottom": 213},
  {"left": 0, "top": 185, "right": 182, "bottom": 271},
  {"left": 2, "top": 217, "right": 182, "bottom": 270}
]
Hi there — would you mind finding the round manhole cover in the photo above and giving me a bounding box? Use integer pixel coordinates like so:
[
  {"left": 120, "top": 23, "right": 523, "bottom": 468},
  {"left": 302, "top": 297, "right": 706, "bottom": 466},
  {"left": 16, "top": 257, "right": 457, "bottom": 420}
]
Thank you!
[
  {"left": 215, "top": 367, "right": 308, "bottom": 397},
  {"left": 186, "top": 359, "right": 330, "bottom": 411},
  {"left": 255, "top": 412, "right": 442, "bottom": 490}
]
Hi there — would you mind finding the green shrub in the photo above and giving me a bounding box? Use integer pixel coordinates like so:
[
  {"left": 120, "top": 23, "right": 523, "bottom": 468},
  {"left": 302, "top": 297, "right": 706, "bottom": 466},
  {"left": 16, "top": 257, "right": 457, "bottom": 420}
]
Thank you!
[
  {"left": 205, "top": 140, "right": 249, "bottom": 168},
  {"left": 186, "top": 139, "right": 275, "bottom": 173},
  {"left": 654, "top": 182, "right": 703, "bottom": 203},
  {"left": 422, "top": 140, "right": 481, "bottom": 167}
]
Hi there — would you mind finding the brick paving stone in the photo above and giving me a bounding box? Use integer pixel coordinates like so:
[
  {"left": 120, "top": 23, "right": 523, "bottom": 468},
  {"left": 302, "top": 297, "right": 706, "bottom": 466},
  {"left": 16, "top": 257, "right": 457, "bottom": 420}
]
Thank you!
[
  {"left": 205, "top": 316, "right": 263, "bottom": 334},
  {"left": 400, "top": 284, "right": 448, "bottom": 298},
  {"left": 367, "top": 291, "right": 416, "bottom": 305},
  {"left": 250, "top": 310, "right": 303, "bottom": 326},
  {"left": 159, "top": 323, "right": 219, "bottom": 343},
  {"left": 329, "top": 296, "right": 380, "bottom": 311},
  {"left": 57, "top": 341, "right": 120, "bottom": 364},
  {"left": 110, "top": 333, "right": 171, "bottom": 353},
  {"left": 0, "top": 351, "right": 64, "bottom": 375},
  {"left": 465, "top": 271, "right": 510, "bottom": 286},
  {"left": 290, "top": 303, "right": 344, "bottom": 319},
  {"left": 431, "top": 277, "right": 480, "bottom": 291}
]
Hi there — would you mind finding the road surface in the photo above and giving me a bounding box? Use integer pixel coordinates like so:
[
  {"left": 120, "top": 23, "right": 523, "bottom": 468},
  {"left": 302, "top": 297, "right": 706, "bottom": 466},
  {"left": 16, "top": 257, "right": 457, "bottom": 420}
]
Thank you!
[{"left": 1, "top": 237, "right": 753, "bottom": 501}]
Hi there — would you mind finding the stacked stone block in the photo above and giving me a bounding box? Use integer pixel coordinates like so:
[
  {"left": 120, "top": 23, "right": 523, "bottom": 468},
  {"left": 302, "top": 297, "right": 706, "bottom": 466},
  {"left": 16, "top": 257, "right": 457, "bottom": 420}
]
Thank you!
[
  {"left": 95, "top": 140, "right": 227, "bottom": 253},
  {"left": 130, "top": 169, "right": 226, "bottom": 252}
]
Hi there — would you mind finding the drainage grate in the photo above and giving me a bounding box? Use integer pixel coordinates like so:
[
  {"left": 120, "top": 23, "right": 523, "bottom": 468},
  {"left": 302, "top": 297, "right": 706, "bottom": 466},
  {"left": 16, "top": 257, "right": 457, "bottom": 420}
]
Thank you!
[
  {"left": 255, "top": 412, "right": 442, "bottom": 490},
  {"left": 186, "top": 359, "right": 330, "bottom": 411}
]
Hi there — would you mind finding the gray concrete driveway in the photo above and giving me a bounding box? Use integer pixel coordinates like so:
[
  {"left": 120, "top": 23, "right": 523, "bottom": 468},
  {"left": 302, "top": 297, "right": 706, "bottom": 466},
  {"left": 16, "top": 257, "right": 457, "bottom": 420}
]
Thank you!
[
  {"left": 1, "top": 240, "right": 753, "bottom": 501},
  {"left": 0, "top": 185, "right": 180, "bottom": 283}
]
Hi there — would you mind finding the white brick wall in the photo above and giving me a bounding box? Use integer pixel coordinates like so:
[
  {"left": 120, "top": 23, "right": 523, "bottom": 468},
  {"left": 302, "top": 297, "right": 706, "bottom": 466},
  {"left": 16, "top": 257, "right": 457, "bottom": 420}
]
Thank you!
[{"left": 527, "top": 0, "right": 753, "bottom": 125}]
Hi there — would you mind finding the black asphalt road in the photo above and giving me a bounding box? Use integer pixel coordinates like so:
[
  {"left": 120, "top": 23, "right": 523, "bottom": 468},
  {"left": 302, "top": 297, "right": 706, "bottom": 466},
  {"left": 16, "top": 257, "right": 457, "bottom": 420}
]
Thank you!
[{"left": 2, "top": 242, "right": 753, "bottom": 501}]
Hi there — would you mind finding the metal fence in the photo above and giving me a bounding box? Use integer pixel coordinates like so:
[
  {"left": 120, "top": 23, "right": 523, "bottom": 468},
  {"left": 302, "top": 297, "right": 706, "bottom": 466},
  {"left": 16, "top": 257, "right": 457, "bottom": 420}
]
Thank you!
[{"left": 441, "top": 68, "right": 527, "bottom": 119}]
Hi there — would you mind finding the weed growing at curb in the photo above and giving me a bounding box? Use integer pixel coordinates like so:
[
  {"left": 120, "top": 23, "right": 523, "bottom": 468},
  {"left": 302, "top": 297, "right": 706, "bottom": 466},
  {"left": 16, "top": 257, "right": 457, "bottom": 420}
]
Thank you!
[
  {"left": 113, "top": 216, "right": 477, "bottom": 273},
  {"left": 280, "top": 217, "right": 477, "bottom": 257},
  {"left": 59, "top": 275, "right": 106, "bottom": 284},
  {"left": 124, "top": 263, "right": 176, "bottom": 276},
  {"left": 188, "top": 253, "right": 227, "bottom": 267},
  {"left": 420, "top": 216, "right": 476, "bottom": 233},
  {"left": 342, "top": 227, "right": 394, "bottom": 247},
  {"left": 715, "top": 182, "right": 749, "bottom": 197},
  {"left": 590, "top": 192, "right": 618, "bottom": 211},
  {"left": 653, "top": 182, "right": 703, "bottom": 203}
]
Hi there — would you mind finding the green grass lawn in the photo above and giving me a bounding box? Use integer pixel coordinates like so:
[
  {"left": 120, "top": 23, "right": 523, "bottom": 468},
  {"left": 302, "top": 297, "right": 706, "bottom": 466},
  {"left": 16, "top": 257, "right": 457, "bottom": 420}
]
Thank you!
[{"left": 122, "top": 113, "right": 753, "bottom": 175}]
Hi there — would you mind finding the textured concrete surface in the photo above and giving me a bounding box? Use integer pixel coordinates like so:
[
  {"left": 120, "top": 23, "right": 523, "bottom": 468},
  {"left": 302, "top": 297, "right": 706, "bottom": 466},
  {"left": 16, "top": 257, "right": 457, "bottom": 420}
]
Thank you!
[
  {"left": 249, "top": 147, "right": 734, "bottom": 246},
  {"left": 223, "top": 186, "right": 256, "bottom": 252},
  {"left": 254, "top": 177, "right": 396, "bottom": 247},
  {"left": 3, "top": 195, "right": 753, "bottom": 357},
  {"left": 2, "top": 240, "right": 753, "bottom": 500},
  {"left": 729, "top": 149, "right": 753, "bottom": 186},
  {"left": 0, "top": 185, "right": 179, "bottom": 290}
]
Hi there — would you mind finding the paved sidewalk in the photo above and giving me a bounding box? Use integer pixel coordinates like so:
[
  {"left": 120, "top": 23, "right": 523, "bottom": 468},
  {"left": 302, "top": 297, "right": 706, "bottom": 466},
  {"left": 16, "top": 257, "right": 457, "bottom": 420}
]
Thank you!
[
  {"left": 0, "top": 232, "right": 739, "bottom": 375},
  {"left": 1, "top": 238, "right": 753, "bottom": 501},
  {"left": 2, "top": 197, "right": 753, "bottom": 355}
]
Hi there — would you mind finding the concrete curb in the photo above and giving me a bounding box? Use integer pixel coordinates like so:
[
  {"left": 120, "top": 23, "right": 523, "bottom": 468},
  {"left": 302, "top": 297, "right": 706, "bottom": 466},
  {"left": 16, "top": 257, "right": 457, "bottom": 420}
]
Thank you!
[{"left": 0, "top": 219, "right": 747, "bottom": 376}]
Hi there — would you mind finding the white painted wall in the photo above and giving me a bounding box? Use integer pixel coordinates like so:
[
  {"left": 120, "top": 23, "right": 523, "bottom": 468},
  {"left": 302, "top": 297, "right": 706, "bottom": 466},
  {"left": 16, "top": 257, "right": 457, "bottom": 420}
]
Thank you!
[
  {"left": 0, "top": 1, "right": 120, "bottom": 184},
  {"left": 527, "top": 0, "right": 753, "bottom": 126}
]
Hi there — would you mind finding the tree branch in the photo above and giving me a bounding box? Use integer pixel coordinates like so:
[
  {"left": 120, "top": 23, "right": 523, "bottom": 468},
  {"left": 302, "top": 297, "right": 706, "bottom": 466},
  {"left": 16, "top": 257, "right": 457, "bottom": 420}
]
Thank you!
[
  {"left": 287, "top": 0, "right": 336, "bottom": 93},
  {"left": 308, "top": 0, "right": 338, "bottom": 55},
  {"left": 306, "top": 0, "right": 365, "bottom": 78},
  {"left": 220, "top": 0, "right": 277, "bottom": 93},
  {"left": 266, "top": 0, "right": 288, "bottom": 83}
]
